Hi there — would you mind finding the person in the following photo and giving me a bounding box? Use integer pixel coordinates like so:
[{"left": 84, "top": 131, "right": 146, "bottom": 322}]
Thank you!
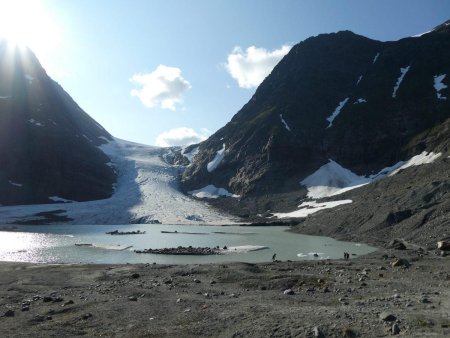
[{"left": 272, "top": 253, "right": 277, "bottom": 261}]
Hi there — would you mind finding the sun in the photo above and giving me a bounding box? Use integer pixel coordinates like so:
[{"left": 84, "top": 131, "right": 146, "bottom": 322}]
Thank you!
[{"left": 0, "top": 0, "right": 60, "bottom": 55}]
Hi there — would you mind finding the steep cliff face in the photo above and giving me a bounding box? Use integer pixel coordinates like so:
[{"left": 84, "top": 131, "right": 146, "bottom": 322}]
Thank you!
[
  {"left": 0, "top": 41, "right": 115, "bottom": 205},
  {"left": 181, "top": 23, "right": 450, "bottom": 203}
]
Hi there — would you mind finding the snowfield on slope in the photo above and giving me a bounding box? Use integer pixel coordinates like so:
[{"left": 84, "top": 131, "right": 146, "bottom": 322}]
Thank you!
[{"left": 0, "top": 139, "right": 235, "bottom": 225}]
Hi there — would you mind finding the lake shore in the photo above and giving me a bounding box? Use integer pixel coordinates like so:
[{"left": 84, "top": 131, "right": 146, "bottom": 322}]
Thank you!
[{"left": 0, "top": 249, "right": 448, "bottom": 337}]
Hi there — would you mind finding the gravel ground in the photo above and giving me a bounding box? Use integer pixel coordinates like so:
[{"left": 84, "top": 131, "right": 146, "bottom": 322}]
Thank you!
[{"left": 0, "top": 249, "right": 448, "bottom": 337}]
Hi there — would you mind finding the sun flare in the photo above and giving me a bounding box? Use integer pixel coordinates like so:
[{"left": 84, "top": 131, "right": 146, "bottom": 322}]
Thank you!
[{"left": 0, "top": 0, "right": 60, "bottom": 55}]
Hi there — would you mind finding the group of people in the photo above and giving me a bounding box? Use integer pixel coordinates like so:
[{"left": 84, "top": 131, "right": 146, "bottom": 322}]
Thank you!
[{"left": 343, "top": 252, "right": 350, "bottom": 260}]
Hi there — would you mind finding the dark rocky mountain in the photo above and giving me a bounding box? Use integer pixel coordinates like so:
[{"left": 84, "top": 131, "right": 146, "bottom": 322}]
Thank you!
[
  {"left": 0, "top": 41, "right": 115, "bottom": 205},
  {"left": 180, "top": 20, "right": 450, "bottom": 217}
]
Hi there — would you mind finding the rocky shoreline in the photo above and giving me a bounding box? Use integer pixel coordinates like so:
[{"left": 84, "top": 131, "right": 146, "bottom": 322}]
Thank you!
[
  {"left": 135, "top": 246, "right": 222, "bottom": 255},
  {"left": 0, "top": 248, "right": 448, "bottom": 337}
]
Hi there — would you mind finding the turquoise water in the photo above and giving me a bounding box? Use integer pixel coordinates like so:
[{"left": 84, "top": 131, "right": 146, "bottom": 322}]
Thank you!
[{"left": 0, "top": 224, "right": 377, "bottom": 264}]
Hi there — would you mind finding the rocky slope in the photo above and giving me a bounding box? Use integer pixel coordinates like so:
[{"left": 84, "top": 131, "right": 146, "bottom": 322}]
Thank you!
[
  {"left": 181, "top": 21, "right": 450, "bottom": 210},
  {"left": 0, "top": 41, "right": 115, "bottom": 205}
]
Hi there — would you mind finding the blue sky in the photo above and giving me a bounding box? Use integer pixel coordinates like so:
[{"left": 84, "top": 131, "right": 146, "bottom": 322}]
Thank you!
[{"left": 1, "top": 0, "right": 449, "bottom": 145}]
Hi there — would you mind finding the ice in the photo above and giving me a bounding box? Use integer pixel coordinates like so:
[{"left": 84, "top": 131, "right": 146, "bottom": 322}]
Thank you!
[
  {"left": 356, "top": 75, "right": 363, "bottom": 85},
  {"left": 181, "top": 146, "right": 199, "bottom": 164},
  {"left": 301, "top": 160, "right": 371, "bottom": 199},
  {"left": 207, "top": 144, "right": 226, "bottom": 172},
  {"left": 48, "top": 196, "right": 73, "bottom": 203},
  {"left": 279, "top": 114, "right": 294, "bottom": 134},
  {"left": 0, "top": 138, "right": 235, "bottom": 225},
  {"left": 273, "top": 200, "right": 353, "bottom": 218},
  {"left": 433, "top": 74, "right": 447, "bottom": 100},
  {"left": 188, "top": 184, "right": 240, "bottom": 199},
  {"left": 354, "top": 98, "right": 367, "bottom": 104},
  {"left": 0, "top": 95, "right": 11, "bottom": 99},
  {"left": 392, "top": 66, "right": 410, "bottom": 98},
  {"left": 326, "top": 98, "right": 349, "bottom": 128},
  {"left": 220, "top": 245, "right": 268, "bottom": 253},
  {"left": 373, "top": 52, "right": 380, "bottom": 64},
  {"left": 9, "top": 181, "right": 22, "bottom": 187}
]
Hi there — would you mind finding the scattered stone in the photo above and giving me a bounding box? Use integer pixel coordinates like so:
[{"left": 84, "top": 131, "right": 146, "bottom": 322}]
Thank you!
[
  {"left": 437, "top": 240, "right": 450, "bottom": 251},
  {"left": 82, "top": 313, "right": 93, "bottom": 320},
  {"left": 63, "top": 300, "right": 74, "bottom": 306},
  {"left": 283, "top": 289, "right": 295, "bottom": 295},
  {"left": 32, "top": 295, "right": 41, "bottom": 301},
  {"left": 313, "top": 326, "right": 325, "bottom": 338},
  {"left": 379, "top": 312, "right": 397, "bottom": 322},
  {"left": 391, "top": 258, "right": 410, "bottom": 268},
  {"left": 46, "top": 316, "right": 53, "bottom": 321},
  {"left": 128, "top": 296, "right": 138, "bottom": 301},
  {"left": 21, "top": 305, "right": 30, "bottom": 312},
  {"left": 130, "top": 273, "right": 140, "bottom": 279},
  {"left": 193, "top": 279, "right": 201, "bottom": 283},
  {"left": 4, "top": 309, "right": 15, "bottom": 317},
  {"left": 43, "top": 296, "right": 53, "bottom": 303},
  {"left": 388, "top": 239, "right": 407, "bottom": 250},
  {"left": 391, "top": 323, "right": 400, "bottom": 335},
  {"left": 52, "top": 296, "right": 64, "bottom": 303}
]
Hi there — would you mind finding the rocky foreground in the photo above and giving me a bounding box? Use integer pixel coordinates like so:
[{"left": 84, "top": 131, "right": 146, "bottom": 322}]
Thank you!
[{"left": 0, "top": 249, "right": 448, "bottom": 337}]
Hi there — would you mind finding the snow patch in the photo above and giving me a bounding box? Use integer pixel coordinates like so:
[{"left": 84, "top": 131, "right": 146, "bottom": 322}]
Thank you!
[
  {"left": 82, "top": 135, "right": 91, "bottom": 142},
  {"left": 98, "top": 136, "right": 110, "bottom": 143},
  {"left": 354, "top": 98, "right": 367, "bottom": 104},
  {"left": 48, "top": 196, "right": 74, "bottom": 203},
  {"left": 433, "top": 74, "right": 447, "bottom": 100},
  {"left": 28, "top": 118, "right": 44, "bottom": 127},
  {"left": 273, "top": 200, "right": 353, "bottom": 219},
  {"left": 0, "top": 95, "right": 11, "bottom": 99},
  {"left": 181, "top": 146, "right": 199, "bottom": 164},
  {"left": 9, "top": 181, "right": 22, "bottom": 187},
  {"left": 279, "top": 114, "right": 294, "bottom": 134},
  {"left": 388, "top": 151, "right": 441, "bottom": 176},
  {"left": 392, "top": 66, "right": 410, "bottom": 98},
  {"left": 372, "top": 52, "right": 380, "bottom": 64},
  {"left": 356, "top": 75, "right": 363, "bottom": 85},
  {"left": 188, "top": 184, "right": 240, "bottom": 199},
  {"left": 207, "top": 144, "right": 226, "bottom": 172},
  {"left": 24, "top": 74, "right": 34, "bottom": 83},
  {"left": 301, "top": 160, "right": 371, "bottom": 199},
  {"left": 326, "top": 98, "right": 349, "bottom": 128}
]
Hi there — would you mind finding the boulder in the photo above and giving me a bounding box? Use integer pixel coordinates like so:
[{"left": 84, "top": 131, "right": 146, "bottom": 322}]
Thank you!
[{"left": 437, "top": 240, "right": 450, "bottom": 251}]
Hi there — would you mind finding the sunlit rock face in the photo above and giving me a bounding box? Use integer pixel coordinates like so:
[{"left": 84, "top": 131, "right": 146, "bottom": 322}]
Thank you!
[
  {"left": 181, "top": 23, "right": 450, "bottom": 204},
  {"left": 0, "top": 41, "right": 115, "bottom": 205}
]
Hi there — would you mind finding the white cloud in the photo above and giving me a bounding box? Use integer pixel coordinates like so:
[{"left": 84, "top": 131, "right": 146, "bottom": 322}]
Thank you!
[
  {"left": 225, "top": 45, "right": 292, "bottom": 89},
  {"left": 130, "top": 65, "right": 191, "bottom": 110},
  {"left": 155, "top": 127, "right": 209, "bottom": 147}
]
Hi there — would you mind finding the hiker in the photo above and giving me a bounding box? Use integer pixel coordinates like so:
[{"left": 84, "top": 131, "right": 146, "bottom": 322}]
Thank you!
[{"left": 272, "top": 253, "right": 277, "bottom": 261}]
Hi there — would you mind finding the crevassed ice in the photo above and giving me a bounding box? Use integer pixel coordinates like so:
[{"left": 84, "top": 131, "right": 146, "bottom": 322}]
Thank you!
[{"left": 188, "top": 184, "right": 240, "bottom": 199}]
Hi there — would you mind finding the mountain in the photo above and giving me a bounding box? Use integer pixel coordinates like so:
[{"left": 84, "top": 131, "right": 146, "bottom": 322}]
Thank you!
[
  {"left": 180, "top": 20, "right": 450, "bottom": 221},
  {"left": 0, "top": 41, "right": 115, "bottom": 206}
]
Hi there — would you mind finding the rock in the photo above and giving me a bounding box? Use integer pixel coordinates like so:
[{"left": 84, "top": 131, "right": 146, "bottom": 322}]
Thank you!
[
  {"left": 43, "top": 296, "right": 53, "bottom": 302},
  {"left": 283, "top": 289, "right": 295, "bottom": 295},
  {"left": 130, "top": 273, "right": 140, "bottom": 279},
  {"left": 63, "top": 300, "right": 74, "bottom": 306},
  {"left": 52, "top": 296, "right": 64, "bottom": 303},
  {"left": 437, "top": 240, "right": 450, "bottom": 251},
  {"left": 193, "top": 278, "right": 201, "bottom": 283},
  {"left": 128, "top": 296, "right": 138, "bottom": 301},
  {"left": 82, "top": 313, "right": 93, "bottom": 320},
  {"left": 391, "top": 258, "right": 410, "bottom": 268},
  {"left": 391, "top": 323, "right": 400, "bottom": 335},
  {"left": 388, "top": 239, "right": 407, "bottom": 250},
  {"left": 21, "top": 305, "right": 30, "bottom": 312},
  {"left": 379, "top": 312, "right": 397, "bottom": 322},
  {"left": 313, "top": 326, "right": 325, "bottom": 338},
  {"left": 32, "top": 295, "right": 41, "bottom": 301},
  {"left": 4, "top": 309, "right": 14, "bottom": 317}
]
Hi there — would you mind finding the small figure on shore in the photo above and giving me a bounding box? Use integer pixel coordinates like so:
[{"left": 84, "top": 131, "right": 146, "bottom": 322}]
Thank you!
[
  {"left": 313, "top": 253, "right": 319, "bottom": 258},
  {"left": 272, "top": 253, "right": 277, "bottom": 261},
  {"left": 344, "top": 252, "right": 349, "bottom": 260}
]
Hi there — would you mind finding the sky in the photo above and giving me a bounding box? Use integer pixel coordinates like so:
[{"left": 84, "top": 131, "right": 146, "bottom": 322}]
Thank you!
[{"left": 0, "top": 0, "right": 449, "bottom": 146}]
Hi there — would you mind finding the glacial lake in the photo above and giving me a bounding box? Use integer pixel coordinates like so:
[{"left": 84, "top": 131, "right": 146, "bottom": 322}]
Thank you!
[{"left": 0, "top": 224, "right": 377, "bottom": 264}]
